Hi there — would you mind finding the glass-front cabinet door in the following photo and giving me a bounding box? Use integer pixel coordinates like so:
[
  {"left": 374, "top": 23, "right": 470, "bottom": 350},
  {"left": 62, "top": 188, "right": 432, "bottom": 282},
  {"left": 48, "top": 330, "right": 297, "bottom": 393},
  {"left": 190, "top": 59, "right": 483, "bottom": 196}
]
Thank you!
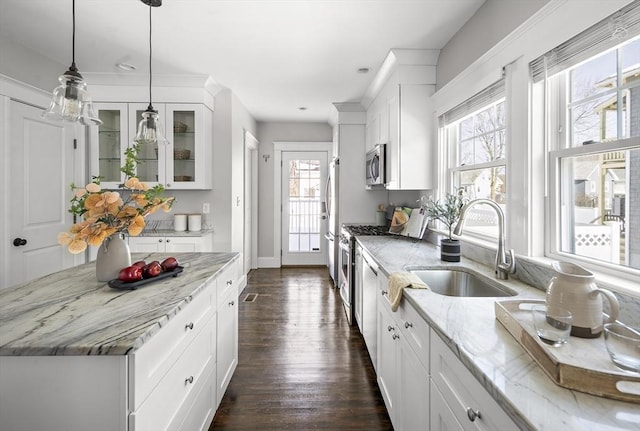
[
  {"left": 165, "top": 104, "right": 209, "bottom": 190},
  {"left": 90, "top": 102, "right": 212, "bottom": 190},
  {"left": 129, "top": 103, "right": 165, "bottom": 187},
  {"left": 90, "top": 103, "right": 128, "bottom": 189}
]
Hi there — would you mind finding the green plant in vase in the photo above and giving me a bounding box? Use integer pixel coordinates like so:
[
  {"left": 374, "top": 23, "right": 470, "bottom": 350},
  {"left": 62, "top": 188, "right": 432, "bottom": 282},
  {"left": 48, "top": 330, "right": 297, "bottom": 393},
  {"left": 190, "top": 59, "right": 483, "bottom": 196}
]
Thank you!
[{"left": 424, "top": 188, "right": 467, "bottom": 261}]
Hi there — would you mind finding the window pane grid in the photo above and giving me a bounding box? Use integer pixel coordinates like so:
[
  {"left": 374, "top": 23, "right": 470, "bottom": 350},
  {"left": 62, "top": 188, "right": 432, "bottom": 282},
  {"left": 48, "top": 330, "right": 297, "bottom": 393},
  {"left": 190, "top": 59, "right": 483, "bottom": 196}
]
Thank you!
[{"left": 287, "top": 159, "right": 321, "bottom": 254}]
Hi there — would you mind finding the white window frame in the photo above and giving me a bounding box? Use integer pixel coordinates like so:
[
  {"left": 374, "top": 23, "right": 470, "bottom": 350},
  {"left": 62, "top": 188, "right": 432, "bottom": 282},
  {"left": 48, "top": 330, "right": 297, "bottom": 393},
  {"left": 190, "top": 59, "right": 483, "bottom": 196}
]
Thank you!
[
  {"left": 548, "top": 137, "right": 640, "bottom": 282},
  {"left": 444, "top": 98, "right": 508, "bottom": 241}
]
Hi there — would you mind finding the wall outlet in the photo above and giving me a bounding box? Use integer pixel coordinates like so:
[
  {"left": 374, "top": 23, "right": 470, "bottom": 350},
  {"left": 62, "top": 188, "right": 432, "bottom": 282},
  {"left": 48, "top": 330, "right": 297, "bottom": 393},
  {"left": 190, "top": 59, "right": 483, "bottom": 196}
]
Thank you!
[{"left": 202, "top": 202, "right": 210, "bottom": 214}]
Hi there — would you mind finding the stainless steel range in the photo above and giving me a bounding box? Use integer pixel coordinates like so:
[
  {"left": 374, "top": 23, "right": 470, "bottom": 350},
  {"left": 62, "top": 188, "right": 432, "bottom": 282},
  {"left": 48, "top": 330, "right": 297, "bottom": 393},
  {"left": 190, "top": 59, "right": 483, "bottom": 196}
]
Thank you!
[{"left": 338, "top": 224, "right": 390, "bottom": 325}]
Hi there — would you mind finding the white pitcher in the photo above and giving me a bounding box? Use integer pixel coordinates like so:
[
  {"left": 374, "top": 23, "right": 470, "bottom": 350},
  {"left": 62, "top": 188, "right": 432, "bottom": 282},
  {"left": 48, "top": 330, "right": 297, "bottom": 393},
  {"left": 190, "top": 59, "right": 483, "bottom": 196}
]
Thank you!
[{"left": 546, "top": 261, "right": 619, "bottom": 338}]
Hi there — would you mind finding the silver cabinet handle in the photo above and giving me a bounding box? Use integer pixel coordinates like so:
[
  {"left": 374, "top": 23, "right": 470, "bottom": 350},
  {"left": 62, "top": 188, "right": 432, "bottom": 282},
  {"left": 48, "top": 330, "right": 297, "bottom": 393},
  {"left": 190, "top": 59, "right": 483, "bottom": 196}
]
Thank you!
[
  {"left": 405, "top": 321, "right": 413, "bottom": 329},
  {"left": 229, "top": 300, "right": 235, "bottom": 306},
  {"left": 166, "top": 239, "right": 170, "bottom": 243},
  {"left": 392, "top": 334, "right": 399, "bottom": 340},
  {"left": 158, "top": 239, "right": 163, "bottom": 243},
  {"left": 466, "top": 408, "right": 481, "bottom": 422},
  {"left": 387, "top": 325, "right": 394, "bottom": 332},
  {"left": 381, "top": 290, "right": 388, "bottom": 296},
  {"left": 185, "top": 376, "right": 194, "bottom": 385},
  {"left": 227, "top": 280, "right": 233, "bottom": 285},
  {"left": 185, "top": 322, "right": 194, "bottom": 330}
]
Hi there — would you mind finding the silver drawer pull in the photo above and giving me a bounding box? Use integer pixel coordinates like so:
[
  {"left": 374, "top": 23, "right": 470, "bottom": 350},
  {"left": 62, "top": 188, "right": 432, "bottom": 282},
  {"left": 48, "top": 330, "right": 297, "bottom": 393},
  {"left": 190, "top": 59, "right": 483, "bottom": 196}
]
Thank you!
[
  {"left": 381, "top": 290, "right": 388, "bottom": 296},
  {"left": 185, "top": 376, "right": 194, "bottom": 385},
  {"left": 229, "top": 300, "right": 235, "bottom": 306},
  {"left": 466, "top": 408, "right": 481, "bottom": 422},
  {"left": 226, "top": 280, "right": 233, "bottom": 285},
  {"left": 387, "top": 325, "right": 394, "bottom": 332},
  {"left": 392, "top": 334, "right": 399, "bottom": 340},
  {"left": 404, "top": 321, "right": 413, "bottom": 329},
  {"left": 185, "top": 322, "right": 194, "bottom": 330}
]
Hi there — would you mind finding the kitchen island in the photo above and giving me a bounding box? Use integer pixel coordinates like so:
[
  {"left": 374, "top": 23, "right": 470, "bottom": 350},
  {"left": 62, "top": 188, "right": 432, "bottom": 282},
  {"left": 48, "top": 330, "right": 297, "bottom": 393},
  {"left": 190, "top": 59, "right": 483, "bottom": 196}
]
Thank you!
[
  {"left": 0, "top": 252, "right": 241, "bottom": 431},
  {"left": 357, "top": 235, "right": 639, "bottom": 431}
]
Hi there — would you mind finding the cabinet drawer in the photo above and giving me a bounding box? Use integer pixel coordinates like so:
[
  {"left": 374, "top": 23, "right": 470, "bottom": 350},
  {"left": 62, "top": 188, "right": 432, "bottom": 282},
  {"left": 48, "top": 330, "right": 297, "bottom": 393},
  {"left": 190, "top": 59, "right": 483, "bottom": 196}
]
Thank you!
[
  {"left": 216, "top": 258, "right": 238, "bottom": 304},
  {"left": 430, "top": 331, "right": 518, "bottom": 431},
  {"left": 131, "top": 317, "right": 215, "bottom": 431},
  {"left": 129, "top": 283, "right": 215, "bottom": 410},
  {"left": 398, "top": 299, "right": 430, "bottom": 371}
]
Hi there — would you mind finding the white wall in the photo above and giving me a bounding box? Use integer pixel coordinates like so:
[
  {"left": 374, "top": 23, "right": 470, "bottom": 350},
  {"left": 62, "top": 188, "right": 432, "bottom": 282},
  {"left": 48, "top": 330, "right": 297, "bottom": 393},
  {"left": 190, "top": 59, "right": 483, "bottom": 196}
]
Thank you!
[
  {"left": 436, "top": 0, "right": 550, "bottom": 89},
  {"left": 0, "top": 39, "right": 63, "bottom": 92},
  {"left": 256, "top": 122, "right": 333, "bottom": 261}
]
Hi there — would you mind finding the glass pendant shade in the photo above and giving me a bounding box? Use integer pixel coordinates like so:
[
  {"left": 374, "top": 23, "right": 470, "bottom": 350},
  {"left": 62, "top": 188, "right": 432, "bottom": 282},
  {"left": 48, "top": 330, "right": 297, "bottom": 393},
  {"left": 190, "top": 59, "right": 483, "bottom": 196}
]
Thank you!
[
  {"left": 43, "top": 67, "right": 102, "bottom": 125},
  {"left": 134, "top": 107, "right": 168, "bottom": 146},
  {"left": 42, "top": 0, "right": 102, "bottom": 126}
]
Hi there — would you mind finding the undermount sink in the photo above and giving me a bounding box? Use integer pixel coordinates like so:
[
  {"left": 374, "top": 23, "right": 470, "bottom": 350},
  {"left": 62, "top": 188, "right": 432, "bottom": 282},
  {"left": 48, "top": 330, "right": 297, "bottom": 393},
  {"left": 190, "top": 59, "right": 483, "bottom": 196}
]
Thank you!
[{"left": 408, "top": 268, "right": 517, "bottom": 298}]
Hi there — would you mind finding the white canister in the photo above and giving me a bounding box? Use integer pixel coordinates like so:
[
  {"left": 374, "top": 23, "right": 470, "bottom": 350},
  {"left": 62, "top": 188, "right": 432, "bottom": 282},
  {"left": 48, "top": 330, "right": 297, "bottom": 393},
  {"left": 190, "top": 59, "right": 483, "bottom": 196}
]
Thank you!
[
  {"left": 174, "top": 214, "right": 187, "bottom": 232},
  {"left": 188, "top": 214, "right": 202, "bottom": 232}
]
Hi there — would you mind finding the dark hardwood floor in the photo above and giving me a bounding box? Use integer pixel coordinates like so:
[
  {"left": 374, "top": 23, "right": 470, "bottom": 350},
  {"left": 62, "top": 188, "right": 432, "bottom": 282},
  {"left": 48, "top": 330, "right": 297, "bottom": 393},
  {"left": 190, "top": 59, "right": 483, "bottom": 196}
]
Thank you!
[{"left": 210, "top": 267, "right": 392, "bottom": 430}]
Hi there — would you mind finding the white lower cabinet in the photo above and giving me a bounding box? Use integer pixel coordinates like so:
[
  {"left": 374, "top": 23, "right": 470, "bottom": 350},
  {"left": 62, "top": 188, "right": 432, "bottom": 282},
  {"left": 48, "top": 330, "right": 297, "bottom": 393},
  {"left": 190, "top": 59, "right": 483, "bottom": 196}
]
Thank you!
[
  {"left": 377, "top": 281, "right": 429, "bottom": 431},
  {"left": 430, "top": 381, "right": 464, "bottom": 431},
  {"left": 373, "top": 269, "right": 517, "bottom": 431},
  {"left": 0, "top": 256, "right": 239, "bottom": 431},
  {"left": 128, "top": 233, "right": 213, "bottom": 253},
  {"left": 216, "top": 280, "right": 238, "bottom": 406},
  {"left": 430, "top": 331, "right": 518, "bottom": 431}
]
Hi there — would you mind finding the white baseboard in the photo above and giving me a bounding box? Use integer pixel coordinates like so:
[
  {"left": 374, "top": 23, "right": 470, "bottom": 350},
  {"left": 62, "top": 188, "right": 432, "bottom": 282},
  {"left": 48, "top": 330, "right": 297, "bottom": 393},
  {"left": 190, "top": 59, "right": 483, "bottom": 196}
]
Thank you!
[{"left": 257, "top": 257, "right": 280, "bottom": 268}]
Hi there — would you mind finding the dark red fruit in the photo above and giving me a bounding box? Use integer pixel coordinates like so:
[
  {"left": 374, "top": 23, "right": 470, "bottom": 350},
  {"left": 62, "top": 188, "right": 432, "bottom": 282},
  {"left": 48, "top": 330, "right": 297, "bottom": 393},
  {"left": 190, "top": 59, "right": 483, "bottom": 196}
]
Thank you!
[
  {"left": 132, "top": 260, "right": 146, "bottom": 269},
  {"left": 143, "top": 261, "right": 162, "bottom": 278},
  {"left": 161, "top": 257, "right": 179, "bottom": 271},
  {"left": 118, "top": 265, "right": 143, "bottom": 283}
]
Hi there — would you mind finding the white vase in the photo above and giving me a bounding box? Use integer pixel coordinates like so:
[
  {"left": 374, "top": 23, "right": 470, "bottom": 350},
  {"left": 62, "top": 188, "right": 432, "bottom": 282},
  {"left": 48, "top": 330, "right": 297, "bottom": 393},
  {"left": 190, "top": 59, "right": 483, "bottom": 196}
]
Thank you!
[{"left": 96, "top": 233, "right": 131, "bottom": 282}]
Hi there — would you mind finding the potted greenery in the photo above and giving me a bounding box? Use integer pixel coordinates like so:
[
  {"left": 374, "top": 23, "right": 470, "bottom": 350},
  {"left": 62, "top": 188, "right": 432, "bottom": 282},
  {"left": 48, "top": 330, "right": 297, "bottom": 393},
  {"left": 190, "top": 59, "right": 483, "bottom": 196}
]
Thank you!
[{"left": 424, "top": 189, "right": 467, "bottom": 262}]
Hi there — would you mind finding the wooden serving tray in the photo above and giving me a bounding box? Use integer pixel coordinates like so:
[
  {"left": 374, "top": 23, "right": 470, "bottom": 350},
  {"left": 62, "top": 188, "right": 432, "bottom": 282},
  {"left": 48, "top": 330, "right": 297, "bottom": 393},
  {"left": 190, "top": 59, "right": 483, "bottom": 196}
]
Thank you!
[{"left": 495, "top": 299, "right": 640, "bottom": 403}]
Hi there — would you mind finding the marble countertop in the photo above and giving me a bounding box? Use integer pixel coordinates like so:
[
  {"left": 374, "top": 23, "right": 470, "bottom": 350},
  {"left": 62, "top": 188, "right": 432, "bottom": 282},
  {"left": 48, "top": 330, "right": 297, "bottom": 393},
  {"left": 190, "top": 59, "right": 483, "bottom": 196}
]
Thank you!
[
  {"left": 356, "top": 235, "right": 639, "bottom": 431},
  {"left": 0, "top": 252, "right": 237, "bottom": 356},
  {"left": 136, "top": 229, "right": 213, "bottom": 237}
]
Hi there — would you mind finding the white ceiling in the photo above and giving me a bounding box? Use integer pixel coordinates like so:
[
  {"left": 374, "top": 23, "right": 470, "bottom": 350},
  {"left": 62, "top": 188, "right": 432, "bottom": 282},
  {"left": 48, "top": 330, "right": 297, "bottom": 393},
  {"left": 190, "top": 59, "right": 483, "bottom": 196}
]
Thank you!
[{"left": 0, "top": 0, "right": 484, "bottom": 122}]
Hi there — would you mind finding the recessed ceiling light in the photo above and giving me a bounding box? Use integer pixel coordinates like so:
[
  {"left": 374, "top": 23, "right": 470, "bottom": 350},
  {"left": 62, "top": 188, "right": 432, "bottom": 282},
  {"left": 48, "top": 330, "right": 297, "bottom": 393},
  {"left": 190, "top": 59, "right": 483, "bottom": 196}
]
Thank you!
[
  {"left": 357, "top": 67, "right": 370, "bottom": 74},
  {"left": 116, "top": 62, "right": 137, "bottom": 71},
  {"left": 298, "top": 107, "right": 307, "bottom": 111}
]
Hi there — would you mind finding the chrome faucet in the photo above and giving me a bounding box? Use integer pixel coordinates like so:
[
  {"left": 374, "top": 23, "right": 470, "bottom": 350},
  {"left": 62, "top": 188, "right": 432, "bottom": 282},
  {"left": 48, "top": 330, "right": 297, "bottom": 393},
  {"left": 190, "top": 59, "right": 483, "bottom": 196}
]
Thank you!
[{"left": 453, "top": 198, "right": 516, "bottom": 280}]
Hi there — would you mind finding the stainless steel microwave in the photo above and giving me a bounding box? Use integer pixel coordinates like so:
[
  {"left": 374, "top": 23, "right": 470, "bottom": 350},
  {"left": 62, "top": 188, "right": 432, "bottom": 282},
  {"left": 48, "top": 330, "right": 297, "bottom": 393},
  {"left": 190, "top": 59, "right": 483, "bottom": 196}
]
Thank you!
[{"left": 366, "top": 144, "right": 386, "bottom": 186}]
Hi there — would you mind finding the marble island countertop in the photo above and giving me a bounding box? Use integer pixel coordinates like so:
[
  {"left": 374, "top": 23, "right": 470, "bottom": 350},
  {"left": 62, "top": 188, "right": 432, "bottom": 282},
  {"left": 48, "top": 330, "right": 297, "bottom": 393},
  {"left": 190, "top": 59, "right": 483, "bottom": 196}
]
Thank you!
[
  {"left": 0, "top": 252, "right": 237, "bottom": 356},
  {"left": 356, "top": 235, "right": 640, "bottom": 431}
]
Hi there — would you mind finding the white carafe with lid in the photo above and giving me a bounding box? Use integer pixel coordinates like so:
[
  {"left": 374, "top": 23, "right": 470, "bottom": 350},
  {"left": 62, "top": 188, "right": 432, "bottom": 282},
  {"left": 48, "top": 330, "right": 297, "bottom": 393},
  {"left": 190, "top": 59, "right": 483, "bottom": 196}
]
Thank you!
[{"left": 545, "top": 261, "right": 619, "bottom": 338}]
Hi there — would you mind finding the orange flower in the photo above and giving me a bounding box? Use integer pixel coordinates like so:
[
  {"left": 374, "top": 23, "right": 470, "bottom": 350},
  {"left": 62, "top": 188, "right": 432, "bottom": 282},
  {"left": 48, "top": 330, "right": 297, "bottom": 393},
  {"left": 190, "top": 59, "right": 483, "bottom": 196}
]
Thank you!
[
  {"left": 60, "top": 148, "right": 174, "bottom": 254},
  {"left": 127, "top": 215, "right": 146, "bottom": 236}
]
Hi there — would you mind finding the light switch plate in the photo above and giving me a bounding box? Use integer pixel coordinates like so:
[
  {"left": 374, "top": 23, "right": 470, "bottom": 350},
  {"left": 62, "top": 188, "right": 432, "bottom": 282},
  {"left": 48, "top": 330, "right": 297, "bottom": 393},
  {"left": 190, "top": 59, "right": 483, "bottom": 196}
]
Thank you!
[{"left": 202, "top": 202, "right": 210, "bottom": 214}]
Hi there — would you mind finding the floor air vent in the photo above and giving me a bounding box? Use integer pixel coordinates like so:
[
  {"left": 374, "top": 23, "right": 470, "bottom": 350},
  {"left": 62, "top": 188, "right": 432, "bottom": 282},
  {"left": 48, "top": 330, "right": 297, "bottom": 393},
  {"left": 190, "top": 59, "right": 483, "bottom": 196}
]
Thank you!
[{"left": 243, "top": 293, "right": 258, "bottom": 302}]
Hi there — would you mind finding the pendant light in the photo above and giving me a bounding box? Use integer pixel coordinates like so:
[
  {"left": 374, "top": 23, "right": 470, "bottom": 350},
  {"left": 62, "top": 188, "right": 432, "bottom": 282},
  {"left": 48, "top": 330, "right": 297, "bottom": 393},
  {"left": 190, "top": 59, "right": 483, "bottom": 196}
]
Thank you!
[
  {"left": 42, "top": 0, "right": 102, "bottom": 126},
  {"left": 133, "top": 2, "right": 168, "bottom": 146}
]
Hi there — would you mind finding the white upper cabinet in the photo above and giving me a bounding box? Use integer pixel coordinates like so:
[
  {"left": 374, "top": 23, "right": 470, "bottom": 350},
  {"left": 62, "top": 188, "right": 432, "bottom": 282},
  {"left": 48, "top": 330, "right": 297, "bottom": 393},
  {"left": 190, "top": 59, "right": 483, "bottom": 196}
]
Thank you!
[
  {"left": 90, "top": 102, "right": 212, "bottom": 190},
  {"left": 362, "top": 49, "right": 438, "bottom": 190}
]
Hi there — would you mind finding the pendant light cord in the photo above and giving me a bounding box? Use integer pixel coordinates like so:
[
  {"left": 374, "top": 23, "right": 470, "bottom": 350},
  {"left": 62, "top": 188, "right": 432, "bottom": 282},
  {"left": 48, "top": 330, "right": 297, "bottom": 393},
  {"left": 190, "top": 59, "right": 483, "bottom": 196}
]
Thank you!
[
  {"left": 70, "top": 0, "right": 77, "bottom": 71},
  {"left": 147, "top": 5, "right": 153, "bottom": 111}
]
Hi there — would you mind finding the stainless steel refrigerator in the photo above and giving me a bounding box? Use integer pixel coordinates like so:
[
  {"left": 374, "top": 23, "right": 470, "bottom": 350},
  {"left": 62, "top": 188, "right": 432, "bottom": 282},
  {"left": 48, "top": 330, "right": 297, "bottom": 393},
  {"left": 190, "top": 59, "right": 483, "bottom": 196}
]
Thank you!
[
  {"left": 324, "top": 121, "right": 389, "bottom": 287},
  {"left": 324, "top": 157, "right": 339, "bottom": 286}
]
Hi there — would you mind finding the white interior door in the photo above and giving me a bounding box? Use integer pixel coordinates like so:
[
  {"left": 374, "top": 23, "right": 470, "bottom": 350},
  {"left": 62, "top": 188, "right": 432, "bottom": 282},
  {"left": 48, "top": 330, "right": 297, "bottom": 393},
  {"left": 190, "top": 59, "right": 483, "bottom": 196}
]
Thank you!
[
  {"left": 8, "top": 101, "right": 76, "bottom": 287},
  {"left": 281, "top": 151, "right": 328, "bottom": 266},
  {"left": 244, "top": 131, "right": 259, "bottom": 274}
]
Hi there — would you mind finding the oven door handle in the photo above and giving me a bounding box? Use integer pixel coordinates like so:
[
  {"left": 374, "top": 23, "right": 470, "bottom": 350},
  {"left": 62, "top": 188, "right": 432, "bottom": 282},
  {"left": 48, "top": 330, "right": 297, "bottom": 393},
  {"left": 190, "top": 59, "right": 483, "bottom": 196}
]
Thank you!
[{"left": 338, "top": 241, "right": 351, "bottom": 252}]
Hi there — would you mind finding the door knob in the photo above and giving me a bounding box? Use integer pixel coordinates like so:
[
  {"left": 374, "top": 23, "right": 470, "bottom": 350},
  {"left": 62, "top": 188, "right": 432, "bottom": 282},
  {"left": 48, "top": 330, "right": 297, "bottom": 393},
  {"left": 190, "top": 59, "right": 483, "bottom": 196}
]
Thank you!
[{"left": 13, "top": 238, "right": 27, "bottom": 247}]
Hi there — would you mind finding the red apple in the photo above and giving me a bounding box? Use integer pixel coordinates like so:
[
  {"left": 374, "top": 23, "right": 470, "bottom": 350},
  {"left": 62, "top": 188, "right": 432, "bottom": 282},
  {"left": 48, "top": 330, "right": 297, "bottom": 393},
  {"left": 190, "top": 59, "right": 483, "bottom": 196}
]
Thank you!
[
  {"left": 161, "top": 257, "right": 179, "bottom": 271},
  {"left": 143, "top": 261, "right": 162, "bottom": 278},
  {"left": 118, "top": 265, "right": 143, "bottom": 283},
  {"left": 132, "top": 260, "right": 146, "bottom": 269}
]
